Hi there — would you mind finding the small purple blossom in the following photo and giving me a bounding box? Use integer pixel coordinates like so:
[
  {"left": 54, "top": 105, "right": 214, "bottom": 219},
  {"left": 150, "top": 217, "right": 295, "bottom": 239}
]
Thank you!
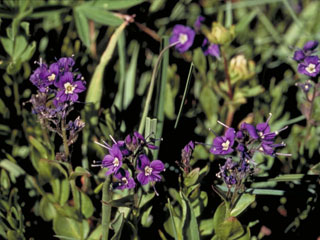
[
  {"left": 293, "top": 40, "right": 319, "bottom": 62},
  {"left": 114, "top": 169, "right": 136, "bottom": 190},
  {"left": 240, "top": 122, "right": 259, "bottom": 139},
  {"left": 202, "top": 38, "right": 220, "bottom": 59},
  {"left": 216, "top": 158, "right": 238, "bottom": 186},
  {"left": 102, "top": 144, "right": 123, "bottom": 175},
  {"left": 303, "top": 40, "right": 318, "bottom": 51},
  {"left": 29, "top": 63, "right": 51, "bottom": 92},
  {"left": 179, "top": 141, "right": 194, "bottom": 173},
  {"left": 54, "top": 72, "right": 86, "bottom": 105},
  {"left": 210, "top": 128, "right": 236, "bottom": 155},
  {"left": 194, "top": 16, "right": 205, "bottom": 32},
  {"left": 293, "top": 50, "right": 305, "bottom": 62},
  {"left": 169, "top": 25, "right": 195, "bottom": 53},
  {"left": 298, "top": 56, "right": 320, "bottom": 77},
  {"left": 137, "top": 154, "right": 165, "bottom": 185}
]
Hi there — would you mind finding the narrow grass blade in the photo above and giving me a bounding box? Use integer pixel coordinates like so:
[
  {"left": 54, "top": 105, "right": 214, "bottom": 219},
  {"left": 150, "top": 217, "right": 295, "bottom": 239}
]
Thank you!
[{"left": 174, "top": 62, "right": 193, "bottom": 129}]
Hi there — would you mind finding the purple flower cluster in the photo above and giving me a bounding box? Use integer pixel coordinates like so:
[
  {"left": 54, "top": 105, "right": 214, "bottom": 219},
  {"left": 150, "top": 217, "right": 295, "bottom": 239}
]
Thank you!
[
  {"left": 169, "top": 16, "right": 220, "bottom": 58},
  {"left": 293, "top": 40, "right": 320, "bottom": 77},
  {"left": 29, "top": 57, "right": 86, "bottom": 106},
  {"left": 210, "top": 114, "right": 290, "bottom": 186},
  {"left": 26, "top": 57, "right": 86, "bottom": 155},
  {"left": 177, "top": 141, "right": 195, "bottom": 173},
  {"left": 95, "top": 132, "right": 165, "bottom": 193}
]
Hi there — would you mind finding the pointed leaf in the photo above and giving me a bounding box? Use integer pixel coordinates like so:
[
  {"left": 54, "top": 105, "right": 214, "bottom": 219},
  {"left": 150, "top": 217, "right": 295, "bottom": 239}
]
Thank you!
[
  {"left": 180, "top": 191, "right": 200, "bottom": 240},
  {"left": 230, "top": 193, "right": 255, "bottom": 217}
]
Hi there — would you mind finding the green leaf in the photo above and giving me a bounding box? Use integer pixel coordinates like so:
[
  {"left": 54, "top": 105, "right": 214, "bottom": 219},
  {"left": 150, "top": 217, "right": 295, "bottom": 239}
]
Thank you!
[
  {"left": 51, "top": 178, "right": 61, "bottom": 203},
  {"left": 20, "top": 41, "right": 36, "bottom": 62},
  {"left": 28, "top": 136, "right": 48, "bottom": 158},
  {"left": 184, "top": 168, "right": 200, "bottom": 187},
  {"left": 53, "top": 215, "right": 89, "bottom": 239},
  {"left": 213, "top": 202, "right": 227, "bottom": 231},
  {"left": 311, "top": 162, "right": 320, "bottom": 174},
  {"left": 138, "top": 192, "right": 155, "bottom": 208},
  {"left": 85, "top": 21, "right": 127, "bottom": 110},
  {"left": 87, "top": 225, "right": 102, "bottom": 240},
  {"left": 94, "top": 0, "right": 145, "bottom": 10},
  {"left": 80, "top": 192, "right": 94, "bottom": 219},
  {"left": 216, "top": 217, "right": 244, "bottom": 240},
  {"left": 13, "top": 35, "right": 27, "bottom": 60},
  {"left": 111, "top": 212, "right": 125, "bottom": 240},
  {"left": 0, "top": 37, "right": 13, "bottom": 56},
  {"left": 69, "top": 166, "right": 91, "bottom": 180},
  {"left": 180, "top": 191, "right": 200, "bottom": 240},
  {"left": 193, "top": 48, "right": 206, "bottom": 75},
  {"left": 141, "top": 206, "right": 153, "bottom": 227},
  {"left": 59, "top": 178, "right": 70, "bottom": 206},
  {"left": 123, "top": 40, "right": 139, "bottom": 109},
  {"left": 104, "top": 195, "right": 134, "bottom": 208},
  {"left": 74, "top": 7, "right": 90, "bottom": 48},
  {"left": 230, "top": 193, "right": 255, "bottom": 217},
  {"left": 39, "top": 197, "right": 57, "bottom": 221},
  {"left": 80, "top": 6, "right": 123, "bottom": 26},
  {"left": 0, "top": 160, "right": 25, "bottom": 181},
  {"left": 1, "top": 169, "right": 10, "bottom": 190},
  {"left": 199, "top": 86, "right": 219, "bottom": 121},
  {"left": 199, "top": 218, "right": 214, "bottom": 236},
  {"left": 145, "top": 117, "right": 157, "bottom": 140},
  {"left": 20, "top": 21, "right": 30, "bottom": 35},
  {"left": 164, "top": 199, "right": 182, "bottom": 239}
]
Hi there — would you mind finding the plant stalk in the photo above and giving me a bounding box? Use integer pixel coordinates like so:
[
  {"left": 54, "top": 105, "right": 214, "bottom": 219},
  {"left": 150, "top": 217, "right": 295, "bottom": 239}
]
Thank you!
[
  {"left": 138, "top": 41, "right": 179, "bottom": 134},
  {"left": 102, "top": 177, "right": 112, "bottom": 240}
]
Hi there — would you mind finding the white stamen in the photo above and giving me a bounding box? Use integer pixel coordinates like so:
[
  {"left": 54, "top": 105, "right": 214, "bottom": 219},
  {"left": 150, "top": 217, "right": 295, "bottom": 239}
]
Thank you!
[
  {"left": 222, "top": 140, "right": 230, "bottom": 151},
  {"left": 113, "top": 157, "right": 119, "bottom": 167},
  {"left": 48, "top": 73, "right": 56, "bottom": 81},
  {"left": 178, "top": 33, "right": 188, "bottom": 44},
  {"left": 144, "top": 166, "right": 153, "bottom": 176},
  {"left": 306, "top": 63, "right": 316, "bottom": 74},
  {"left": 121, "top": 177, "right": 128, "bottom": 185},
  {"left": 64, "top": 82, "right": 76, "bottom": 94}
]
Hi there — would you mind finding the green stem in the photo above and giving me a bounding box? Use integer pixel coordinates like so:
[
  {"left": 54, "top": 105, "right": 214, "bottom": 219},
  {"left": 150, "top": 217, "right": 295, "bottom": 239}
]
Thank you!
[
  {"left": 66, "top": 163, "right": 80, "bottom": 214},
  {"left": 61, "top": 118, "right": 70, "bottom": 160},
  {"left": 13, "top": 81, "right": 21, "bottom": 116},
  {"left": 138, "top": 41, "right": 179, "bottom": 134},
  {"left": 102, "top": 178, "right": 112, "bottom": 240}
]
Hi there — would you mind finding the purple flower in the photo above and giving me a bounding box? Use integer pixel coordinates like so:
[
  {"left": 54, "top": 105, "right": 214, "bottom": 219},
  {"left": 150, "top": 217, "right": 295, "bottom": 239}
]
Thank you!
[
  {"left": 210, "top": 128, "right": 236, "bottom": 155},
  {"left": 202, "top": 38, "right": 220, "bottom": 59},
  {"left": 180, "top": 141, "right": 194, "bottom": 172},
  {"left": 296, "top": 80, "right": 312, "bottom": 93},
  {"left": 303, "top": 40, "right": 318, "bottom": 51},
  {"left": 29, "top": 63, "right": 51, "bottom": 92},
  {"left": 293, "top": 40, "right": 319, "bottom": 62},
  {"left": 137, "top": 154, "right": 164, "bottom": 185},
  {"left": 54, "top": 72, "right": 86, "bottom": 105},
  {"left": 293, "top": 50, "right": 305, "bottom": 61},
  {"left": 133, "top": 132, "right": 158, "bottom": 150},
  {"left": 102, "top": 144, "right": 123, "bottom": 175},
  {"left": 194, "top": 16, "right": 205, "bottom": 32},
  {"left": 49, "top": 57, "right": 75, "bottom": 87},
  {"left": 259, "top": 142, "right": 286, "bottom": 156},
  {"left": 216, "top": 158, "right": 238, "bottom": 186},
  {"left": 298, "top": 56, "right": 320, "bottom": 77},
  {"left": 169, "top": 25, "right": 195, "bottom": 53},
  {"left": 240, "top": 122, "right": 259, "bottom": 139},
  {"left": 114, "top": 169, "right": 136, "bottom": 190}
]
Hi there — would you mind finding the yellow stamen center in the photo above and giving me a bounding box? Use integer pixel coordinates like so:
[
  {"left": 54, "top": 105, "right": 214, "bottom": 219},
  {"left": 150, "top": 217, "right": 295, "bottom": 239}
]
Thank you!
[
  {"left": 48, "top": 73, "right": 56, "bottom": 81},
  {"left": 113, "top": 157, "right": 119, "bottom": 167},
  {"left": 144, "top": 166, "right": 153, "bottom": 176},
  {"left": 221, "top": 140, "right": 230, "bottom": 151},
  {"left": 179, "top": 33, "right": 188, "bottom": 44},
  {"left": 121, "top": 177, "right": 128, "bottom": 185},
  {"left": 306, "top": 63, "right": 316, "bottom": 74},
  {"left": 64, "top": 82, "right": 76, "bottom": 94}
]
